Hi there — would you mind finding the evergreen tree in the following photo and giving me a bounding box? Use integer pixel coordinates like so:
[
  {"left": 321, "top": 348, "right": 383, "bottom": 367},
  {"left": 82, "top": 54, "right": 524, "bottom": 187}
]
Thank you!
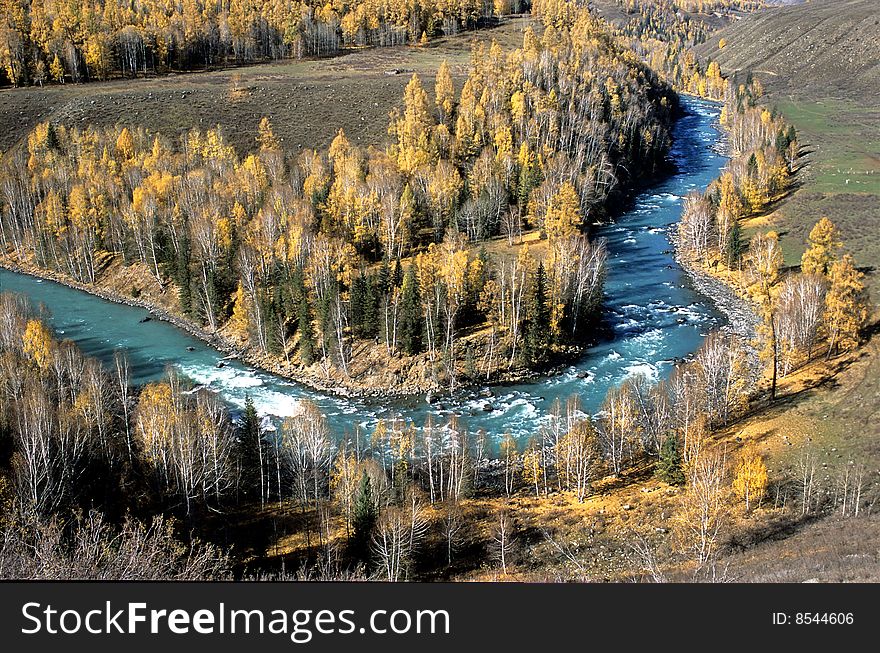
[
  {"left": 351, "top": 471, "right": 378, "bottom": 560},
  {"left": 391, "top": 257, "right": 404, "bottom": 288},
  {"left": 517, "top": 149, "right": 542, "bottom": 209},
  {"left": 518, "top": 161, "right": 532, "bottom": 208},
  {"left": 377, "top": 258, "right": 391, "bottom": 296},
  {"left": 218, "top": 222, "right": 240, "bottom": 315},
  {"left": 293, "top": 269, "right": 316, "bottom": 365},
  {"left": 747, "top": 152, "right": 758, "bottom": 177},
  {"left": 318, "top": 278, "right": 339, "bottom": 363},
  {"left": 260, "top": 289, "right": 280, "bottom": 354},
  {"left": 175, "top": 230, "right": 193, "bottom": 316},
  {"left": 350, "top": 272, "right": 367, "bottom": 338},
  {"left": 657, "top": 434, "right": 685, "bottom": 485},
  {"left": 45, "top": 122, "right": 60, "bottom": 150},
  {"left": 399, "top": 265, "right": 423, "bottom": 355},
  {"left": 725, "top": 219, "right": 744, "bottom": 267},
  {"left": 523, "top": 262, "right": 551, "bottom": 366},
  {"left": 775, "top": 127, "right": 790, "bottom": 156},
  {"left": 363, "top": 273, "right": 379, "bottom": 339},
  {"left": 237, "top": 394, "right": 266, "bottom": 503}
]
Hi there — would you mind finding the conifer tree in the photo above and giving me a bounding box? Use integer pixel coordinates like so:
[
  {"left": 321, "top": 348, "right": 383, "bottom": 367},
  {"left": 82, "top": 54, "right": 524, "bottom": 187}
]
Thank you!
[
  {"left": 377, "top": 258, "right": 391, "bottom": 297},
  {"left": 725, "top": 218, "right": 744, "bottom": 267},
  {"left": 363, "top": 273, "right": 380, "bottom": 339},
  {"left": 352, "top": 471, "right": 377, "bottom": 560},
  {"left": 399, "top": 265, "right": 423, "bottom": 355},
  {"left": 237, "top": 394, "right": 266, "bottom": 505},
  {"left": 544, "top": 182, "right": 581, "bottom": 241},
  {"left": 435, "top": 60, "right": 455, "bottom": 125},
  {"left": 391, "top": 257, "right": 404, "bottom": 288},
  {"left": 824, "top": 254, "right": 867, "bottom": 355},
  {"left": 175, "top": 230, "right": 193, "bottom": 316},
  {"left": 350, "top": 272, "right": 367, "bottom": 338},
  {"left": 256, "top": 117, "right": 280, "bottom": 152},
  {"left": 801, "top": 217, "right": 841, "bottom": 277},
  {"left": 293, "top": 270, "right": 316, "bottom": 365},
  {"left": 523, "top": 262, "right": 551, "bottom": 366},
  {"left": 657, "top": 434, "right": 685, "bottom": 485}
]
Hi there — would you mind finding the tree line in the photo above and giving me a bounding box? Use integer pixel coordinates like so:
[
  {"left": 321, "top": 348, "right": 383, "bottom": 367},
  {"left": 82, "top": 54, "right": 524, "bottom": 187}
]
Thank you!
[
  {"left": 609, "top": 0, "right": 762, "bottom": 101},
  {"left": 678, "top": 78, "right": 868, "bottom": 400},
  {"left": 1, "top": 12, "right": 673, "bottom": 388},
  {"left": 0, "top": 0, "right": 531, "bottom": 86}
]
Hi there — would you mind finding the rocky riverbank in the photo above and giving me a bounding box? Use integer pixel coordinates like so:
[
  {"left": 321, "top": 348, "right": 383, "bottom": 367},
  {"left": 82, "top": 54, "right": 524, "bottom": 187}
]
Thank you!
[
  {"left": 669, "top": 102, "right": 761, "bottom": 345},
  {"left": 679, "top": 255, "right": 760, "bottom": 343}
]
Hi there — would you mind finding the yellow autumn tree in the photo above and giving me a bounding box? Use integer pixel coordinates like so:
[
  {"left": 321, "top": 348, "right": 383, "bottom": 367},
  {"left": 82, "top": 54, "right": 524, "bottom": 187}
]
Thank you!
[
  {"left": 435, "top": 60, "right": 455, "bottom": 125},
  {"left": 134, "top": 381, "right": 178, "bottom": 476},
  {"left": 717, "top": 172, "right": 744, "bottom": 226},
  {"left": 115, "top": 127, "right": 135, "bottom": 161},
  {"left": 801, "top": 217, "right": 841, "bottom": 277},
  {"left": 824, "top": 254, "right": 867, "bottom": 354},
  {"left": 543, "top": 181, "right": 581, "bottom": 241},
  {"left": 427, "top": 159, "right": 462, "bottom": 228},
  {"left": 390, "top": 73, "right": 435, "bottom": 175},
  {"left": 22, "top": 319, "right": 54, "bottom": 370},
  {"left": 228, "top": 281, "right": 251, "bottom": 340},
  {"left": 732, "top": 447, "right": 768, "bottom": 512},
  {"left": 49, "top": 54, "right": 64, "bottom": 83},
  {"left": 85, "top": 33, "right": 112, "bottom": 80},
  {"left": 330, "top": 444, "right": 362, "bottom": 536},
  {"left": 521, "top": 441, "right": 544, "bottom": 497},
  {"left": 256, "top": 117, "right": 280, "bottom": 152},
  {"left": 38, "top": 188, "right": 67, "bottom": 237}
]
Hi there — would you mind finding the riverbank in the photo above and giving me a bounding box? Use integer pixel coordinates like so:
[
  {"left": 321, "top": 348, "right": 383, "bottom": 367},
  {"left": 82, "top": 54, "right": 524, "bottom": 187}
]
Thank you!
[
  {"left": 670, "top": 242, "right": 760, "bottom": 343},
  {"left": 0, "top": 252, "right": 557, "bottom": 399},
  {"left": 668, "top": 102, "right": 761, "bottom": 345}
]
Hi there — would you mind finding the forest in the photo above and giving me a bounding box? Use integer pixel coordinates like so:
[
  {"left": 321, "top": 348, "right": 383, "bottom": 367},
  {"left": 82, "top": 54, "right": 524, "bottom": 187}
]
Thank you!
[
  {"left": 0, "top": 190, "right": 867, "bottom": 578},
  {"left": 0, "top": 0, "right": 531, "bottom": 86},
  {"left": 1, "top": 2, "right": 675, "bottom": 392},
  {"left": 0, "top": 0, "right": 875, "bottom": 581}
]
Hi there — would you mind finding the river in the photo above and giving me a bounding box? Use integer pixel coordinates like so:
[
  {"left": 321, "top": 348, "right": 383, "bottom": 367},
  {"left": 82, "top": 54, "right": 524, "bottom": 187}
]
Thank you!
[{"left": 0, "top": 96, "right": 728, "bottom": 446}]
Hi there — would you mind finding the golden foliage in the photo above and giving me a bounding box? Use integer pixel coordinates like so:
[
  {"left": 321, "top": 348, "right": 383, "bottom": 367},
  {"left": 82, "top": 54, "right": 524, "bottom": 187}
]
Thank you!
[
  {"left": 824, "top": 254, "right": 867, "bottom": 353},
  {"left": 801, "top": 217, "right": 841, "bottom": 277},
  {"left": 543, "top": 181, "right": 581, "bottom": 242},
  {"left": 731, "top": 447, "right": 768, "bottom": 512},
  {"left": 22, "top": 319, "right": 54, "bottom": 370}
]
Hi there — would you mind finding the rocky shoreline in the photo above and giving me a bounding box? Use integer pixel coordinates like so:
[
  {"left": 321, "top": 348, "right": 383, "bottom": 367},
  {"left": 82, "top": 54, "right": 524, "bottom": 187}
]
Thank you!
[{"left": 673, "top": 249, "right": 761, "bottom": 343}]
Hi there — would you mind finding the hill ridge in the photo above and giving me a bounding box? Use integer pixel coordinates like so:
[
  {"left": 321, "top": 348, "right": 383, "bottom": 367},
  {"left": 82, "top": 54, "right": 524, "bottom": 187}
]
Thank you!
[{"left": 696, "top": 0, "right": 880, "bottom": 100}]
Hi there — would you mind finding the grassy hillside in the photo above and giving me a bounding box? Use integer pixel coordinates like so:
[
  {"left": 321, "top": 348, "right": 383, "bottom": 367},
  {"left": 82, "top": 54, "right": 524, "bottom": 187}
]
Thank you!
[
  {"left": 698, "top": 0, "right": 879, "bottom": 98},
  {"left": 697, "top": 0, "right": 880, "bottom": 278},
  {"left": 677, "top": 0, "right": 880, "bottom": 579}
]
